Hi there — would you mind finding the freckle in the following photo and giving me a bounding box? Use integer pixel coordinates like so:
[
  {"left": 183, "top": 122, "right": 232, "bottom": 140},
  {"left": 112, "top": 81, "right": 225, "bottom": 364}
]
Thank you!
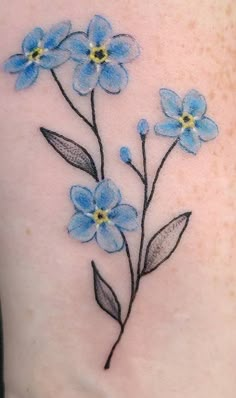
[
  {"left": 188, "top": 20, "right": 196, "bottom": 30},
  {"left": 226, "top": 3, "right": 232, "bottom": 16},
  {"left": 209, "top": 91, "right": 215, "bottom": 100},
  {"left": 229, "top": 290, "right": 235, "bottom": 298},
  {"left": 25, "top": 227, "right": 31, "bottom": 236}
]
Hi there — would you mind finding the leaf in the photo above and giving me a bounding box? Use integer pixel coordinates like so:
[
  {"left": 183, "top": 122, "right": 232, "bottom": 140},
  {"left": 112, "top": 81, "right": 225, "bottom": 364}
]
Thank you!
[
  {"left": 40, "top": 127, "right": 98, "bottom": 181},
  {"left": 91, "top": 261, "right": 122, "bottom": 325},
  {"left": 142, "top": 212, "right": 191, "bottom": 275}
]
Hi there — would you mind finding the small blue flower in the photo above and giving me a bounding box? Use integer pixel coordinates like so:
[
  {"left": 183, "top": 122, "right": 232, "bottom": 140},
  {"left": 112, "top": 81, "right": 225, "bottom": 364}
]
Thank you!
[
  {"left": 68, "top": 179, "right": 138, "bottom": 253},
  {"left": 61, "top": 15, "right": 140, "bottom": 95},
  {"left": 137, "top": 119, "right": 149, "bottom": 136},
  {"left": 154, "top": 89, "right": 219, "bottom": 154},
  {"left": 4, "top": 21, "right": 71, "bottom": 90},
  {"left": 120, "top": 146, "right": 132, "bottom": 163}
]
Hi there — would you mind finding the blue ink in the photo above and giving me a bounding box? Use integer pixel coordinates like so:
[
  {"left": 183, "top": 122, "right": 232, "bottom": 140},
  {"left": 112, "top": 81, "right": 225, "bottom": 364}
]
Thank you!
[
  {"left": 4, "top": 22, "right": 71, "bottom": 90},
  {"left": 68, "top": 179, "right": 138, "bottom": 253},
  {"left": 154, "top": 89, "right": 219, "bottom": 154},
  {"left": 61, "top": 15, "right": 140, "bottom": 95},
  {"left": 137, "top": 119, "right": 149, "bottom": 136},
  {"left": 120, "top": 146, "right": 132, "bottom": 163}
]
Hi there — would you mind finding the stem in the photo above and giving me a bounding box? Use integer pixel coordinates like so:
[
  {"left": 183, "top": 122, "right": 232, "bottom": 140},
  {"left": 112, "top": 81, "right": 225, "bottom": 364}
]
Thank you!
[
  {"left": 128, "top": 162, "right": 145, "bottom": 184},
  {"left": 136, "top": 136, "right": 148, "bottom": 291},
  {"left": 51, "top": 69, "right": 94, "bottom": 131},
  {"left": 104, "top": 138, "right": 178, "bottom": 369},
  {"left": 104, "top": 234, "right": 134, "bottom": 369},
  {"left": 146, "top": 138, "right": 179, "bottom": 210},
  {"left": 51, "top": 70, "right": 105, "bottom": 180},
  {"left": 91, "top": 90, "right": 105, "bottom": 180}
]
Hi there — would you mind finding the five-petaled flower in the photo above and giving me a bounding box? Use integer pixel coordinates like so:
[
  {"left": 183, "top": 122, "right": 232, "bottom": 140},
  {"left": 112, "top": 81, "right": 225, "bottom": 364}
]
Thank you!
[
  {"left": 4, "top": 21, "right": 71, "bottom": 90},
  {"left": 61, "top": 15, "right": 140, "bottom": 95},
  {"left": 154, "top": 89, "right": 219, "bottom": 154},
  {"left": 68, "top": 179, "right": 138, "bottom": 253}
]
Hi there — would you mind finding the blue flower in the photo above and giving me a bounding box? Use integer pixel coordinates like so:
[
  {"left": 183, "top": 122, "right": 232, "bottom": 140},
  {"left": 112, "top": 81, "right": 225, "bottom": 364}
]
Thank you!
[
  {"left": 61, "top": 15, "right": 140, "bottom": 95},
  {"left": 68, "top": 179, "right": 138, "bottom": 253},
  {"left": 154, "top": 89, "right": 219, "bottom": 154},
  {"left": 4, "top": 21, "right": 71, "bottom": 90}
]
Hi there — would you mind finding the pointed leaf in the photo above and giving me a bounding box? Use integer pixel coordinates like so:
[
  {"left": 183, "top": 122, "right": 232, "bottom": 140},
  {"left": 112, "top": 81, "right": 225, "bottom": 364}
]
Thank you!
[
  {"left": 91, "top": 261, "right": 122, "bottom": 324},
  {"left": 40, "top": 127, "right": 98, "bottom": 181},
  {"left": 142, "top": 212, "right": 191, "bottom": 275}
]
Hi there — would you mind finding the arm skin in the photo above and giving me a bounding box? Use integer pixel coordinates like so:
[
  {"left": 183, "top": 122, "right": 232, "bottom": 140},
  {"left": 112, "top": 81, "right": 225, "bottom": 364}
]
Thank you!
[{"left": 0, "top": 1, "right": 236, "bottom": 397}]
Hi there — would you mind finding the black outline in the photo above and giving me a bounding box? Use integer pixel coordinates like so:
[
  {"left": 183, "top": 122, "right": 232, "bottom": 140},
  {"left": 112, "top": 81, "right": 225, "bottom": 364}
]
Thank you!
[
  {"left": 40, "top": 127, "right": 99, "bottom": 181},
  {"left": 91, "top": 261, "right": 122, "bottom": 325},
  {"left": 142, "top": 212, "right": 192, "bottom": 276}
]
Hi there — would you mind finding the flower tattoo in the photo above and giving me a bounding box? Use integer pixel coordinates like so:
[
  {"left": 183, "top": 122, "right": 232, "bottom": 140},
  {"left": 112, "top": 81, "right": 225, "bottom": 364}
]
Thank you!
[
  {"left": 61, "top": 15, "right": 140, "bottom": 95},
  {"left": 4, "top": 21, "right": 71, "bottom": 90},
  {"left": 68, "top": 179, "right": 138, "bottom": 253},
  {"left": 4, "top": 15, "right": 219, "bottom": 370},
  {"left": 155, "top": 88, "right": 219, "bottom": 154}
]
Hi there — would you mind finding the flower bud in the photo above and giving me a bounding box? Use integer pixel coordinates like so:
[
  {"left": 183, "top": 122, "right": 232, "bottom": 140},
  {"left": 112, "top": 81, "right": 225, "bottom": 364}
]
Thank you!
[
  {"left": 120, "top": 146, "right": 132, "bottom": 163},
  {"left": 137, "top": 119, "right": 149, "bottom": 136}
]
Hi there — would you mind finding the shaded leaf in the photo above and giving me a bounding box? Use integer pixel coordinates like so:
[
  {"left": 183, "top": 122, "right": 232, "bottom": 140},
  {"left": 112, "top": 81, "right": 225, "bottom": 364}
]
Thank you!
[
  {"left": 142, "top": 212, "right": 191, "bottom": 275},
  {"left": 91, "top": 261, "right": 122, "bottom": 324},
  {"left": 40, "top": 127, "right": 98, "bottom": 181}
]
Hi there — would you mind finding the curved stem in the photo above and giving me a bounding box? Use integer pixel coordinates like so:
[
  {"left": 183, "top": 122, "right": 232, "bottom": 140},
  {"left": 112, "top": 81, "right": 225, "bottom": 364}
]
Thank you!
[
  {"left": 51, "top": 69, "right": 94, "bottom": 130},
  {"left": 146, "top": 138, "right": 179, "bottom": 210},
  {"left": 104, "top": 138, "right": 179, "bottom": 369},
  {"left": 91, "top": 90, "right": 105, "bottom": 180},
  {"left": 104, "top": 234, "right": 134, "bottom": 369},
  {"left": 128, "top": 162, "right": 145, "bottom": 184},
  {"left": 136, "top": 136, "right": 148, "bottom": 290}
]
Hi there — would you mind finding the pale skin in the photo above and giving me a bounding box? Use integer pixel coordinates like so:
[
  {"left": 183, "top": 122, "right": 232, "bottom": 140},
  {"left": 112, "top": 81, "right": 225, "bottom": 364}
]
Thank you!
[{"left": 0, "top": 0, "right": 236, "bottom": 397}]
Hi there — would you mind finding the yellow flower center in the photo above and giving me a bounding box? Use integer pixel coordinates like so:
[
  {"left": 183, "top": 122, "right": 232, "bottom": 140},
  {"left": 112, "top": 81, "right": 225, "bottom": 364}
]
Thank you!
[
  {"left": 178, "top": 112, "right": 195, "bottom": 129},
  {"left": 93, "top": 209, "right": 109, "bottom": 225},
  {"left": 89, "top": 46, "right": 108, "bottom": 64},
  {"left": 28, "top": 47, "right": 44, "bottom": 62}
]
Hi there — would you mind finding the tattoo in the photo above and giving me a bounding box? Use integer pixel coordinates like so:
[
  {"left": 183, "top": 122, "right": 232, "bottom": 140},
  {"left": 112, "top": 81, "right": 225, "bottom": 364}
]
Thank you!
[{"left": 4, "top": 15, "right": 219, "bottom": 370}]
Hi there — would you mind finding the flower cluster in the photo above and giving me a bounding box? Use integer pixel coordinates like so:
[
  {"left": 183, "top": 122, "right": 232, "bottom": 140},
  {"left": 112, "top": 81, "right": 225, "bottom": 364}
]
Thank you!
[{"left": 4, "top": 15, "right": 140, "bottom": 94}]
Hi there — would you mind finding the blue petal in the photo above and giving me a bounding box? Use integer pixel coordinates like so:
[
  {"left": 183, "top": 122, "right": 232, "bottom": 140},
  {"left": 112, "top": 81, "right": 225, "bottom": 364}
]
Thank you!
[
  {"left": 137, "top": 119, "right": 149, "bottom": 136},
  {"left": 154, "top": 119, "right": 182, "bottom": 137},
  {"left": 109, "top": 204, "right": 138, "bottom": 231},
  {"left": 183, "top": 89, "right": 206, "bottom": 118},
  {"left": 108, "top": 34, "right": 140, "bottom": 63},
  {"left": 120, "top": 147, "right": 132, "bottom": 163},
  {"left": 68, "top": 212, "right": 96, "bottom": 242},
  {"left": 94, "top": 179, "right": 121, "bottom": 210},
  {"left": 60, "top": 32, "right": 90, "bottom": 63},
  {"left": 96, "top": 223, "right": 124, "bottom": 253},
  {"left": 87, "top": 15, "right": 112, "bottom": 46},
  {"left": 179, "top": 129, "right": 201, "bottom": 155},
  {"left": 73, "top": 62, "right": 99, "bottom": 95},
  {"left": 70, "top": 186, "right": 95, "bottom": 213},
  {"left": 4, "top": 54, "right": 28, "bottom": 73},
  {"left": 22, "top": 27, "right": 44, "bottom": 53},
  {"left": 99, "top": 63, "right": 128, "bottom": 94},
  {"left": 159, "top": 88, "right": 183, "bottom": 118},
  {"left": 195, "top": 117, "right": 219, "bottom": 141},
  {"left": 38, "top": 49, "right": 70, "bottom": 69},
  {"left": 42, "top": 21, "right": 71, "bottom": 50},
  {"left": 15, "top": 62, "right": 39, "bottom": 90}
]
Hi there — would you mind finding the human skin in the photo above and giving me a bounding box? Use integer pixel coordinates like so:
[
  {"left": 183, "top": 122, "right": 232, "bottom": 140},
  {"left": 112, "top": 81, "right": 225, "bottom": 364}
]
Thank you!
[{"left": 0, "top": 0, "right": 236, "bottom": 397}]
